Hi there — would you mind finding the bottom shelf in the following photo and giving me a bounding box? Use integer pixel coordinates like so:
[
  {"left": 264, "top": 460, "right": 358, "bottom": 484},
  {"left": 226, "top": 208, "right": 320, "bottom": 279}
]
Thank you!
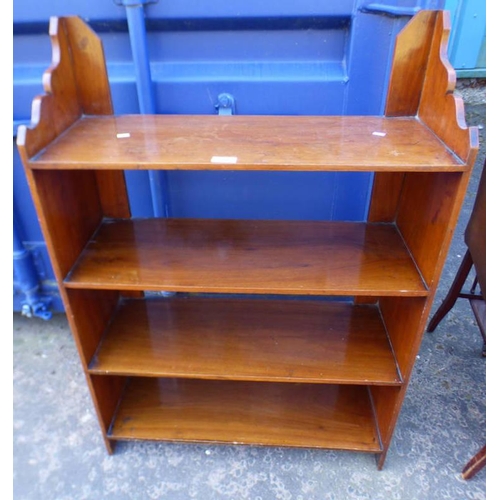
[{"left": 109, "top": 378, "right": 382, "bottom": 452}]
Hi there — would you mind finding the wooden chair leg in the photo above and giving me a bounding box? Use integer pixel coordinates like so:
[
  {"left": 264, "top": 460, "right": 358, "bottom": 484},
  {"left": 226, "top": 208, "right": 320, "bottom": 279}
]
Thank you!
[
  {"left": 462, "top": 445, "right": 486, "bottom": 480},
  {"left": 427, "top": 251, "right": 474, "bottom": 332}
]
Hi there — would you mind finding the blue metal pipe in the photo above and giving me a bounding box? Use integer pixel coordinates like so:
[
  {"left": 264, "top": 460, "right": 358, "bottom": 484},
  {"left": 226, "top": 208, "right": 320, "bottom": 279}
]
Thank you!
[
  {"left": 123, "top": 0, "right": 167, "bottom": 218},
  {"left": 13, "top": 215, "right": 52, "bottom": 320},
  {"left": 124, "top": 2, "right": 155, "bottom": 114}
]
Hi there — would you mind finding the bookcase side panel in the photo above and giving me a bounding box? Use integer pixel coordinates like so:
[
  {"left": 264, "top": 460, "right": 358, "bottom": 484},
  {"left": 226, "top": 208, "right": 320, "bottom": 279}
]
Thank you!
[
  {"left": 384, "top": 10, "right": 438, "bottom": 118},
  {"left": 370, "top": 296, "right": 426, "bottom": 469},
  {"left": 64, "top": 289, "right": 123, "bottom": 453},
  {"left": 64, "top": 289, "right": 120, "bottom": 366},
  {"left": 417, "top": 10, "right": 477, "bottom": 163},
  {"left": 25, "top": 167, "right": 123, "bottom": 453},
  {"left": 367, "top": 172, "right": 405, "bottom": 223},
  {"left": 370, "top": 385, "right": 402, "bottom": 469},
  {"left": 396, "top": 171, "right": 466, "bottom": 288},
  {"left": 367, "top": 10, "right": 438, "bottom": 226},
  {"left": 62, "top": 16, "right": 133, "bottom": 222},
  {"left": 90, "top": 374, "right": 127, "bottom": 453},
  {"left": 371, "top": 169, "right": 472, "bottom": 468},
  {"left": 28, "top": 169, "right": 102, "bottom": 281},
  {"left": 379, "top": 297, "right": 427, "bottom": 380}
]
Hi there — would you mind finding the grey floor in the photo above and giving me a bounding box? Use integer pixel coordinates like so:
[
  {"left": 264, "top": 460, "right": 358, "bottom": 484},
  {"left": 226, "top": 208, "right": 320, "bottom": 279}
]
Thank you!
[{"left": 13, "top": 81, "right": 486, "bottom": 500}]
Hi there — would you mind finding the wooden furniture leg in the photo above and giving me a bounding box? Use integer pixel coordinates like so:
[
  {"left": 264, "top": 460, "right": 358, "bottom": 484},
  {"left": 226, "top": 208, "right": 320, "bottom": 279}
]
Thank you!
[
  {"left": 462, "top": 445, "right": 486, "bottom": 480},
  {"left": 427, "top": 251, "right": 473, "bottom": 332}
]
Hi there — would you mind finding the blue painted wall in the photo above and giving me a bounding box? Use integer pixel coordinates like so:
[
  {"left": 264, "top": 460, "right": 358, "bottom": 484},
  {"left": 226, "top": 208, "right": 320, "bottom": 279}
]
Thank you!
[
  {"left": 445, "top": 0, "right": 486, "bottom": 77},
  {"left": 13, "top": 0, "right": 444, "bottom": 314}
]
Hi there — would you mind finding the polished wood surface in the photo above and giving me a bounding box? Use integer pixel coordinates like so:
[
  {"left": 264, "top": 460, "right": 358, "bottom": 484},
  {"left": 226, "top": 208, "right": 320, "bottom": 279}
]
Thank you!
[
  {"left": 25, "top": 169, "right": 121, "bottom": 456},
  {"left": 89, "top": 297, "right": 401, "bottom": 385},
  {"left": 368, "top": 5, "right": 431, "bottom": 225},
  {"left": 65, "top": 218, "right": 427, "bottom": 296},
  {"left": 465, "top": 164, "right": 486, "bottom": 298},
  {"left": 62, "top": 288, "right": 123, "bottom": 455},
  {"left": 17, "top": 17, "right": 82, "bottom": 162},
  {"left": 29, "top": 115, "right": 464, "bottom": 171},
  {"left": 29, "top": 169, "right": 103, "bottom": 286},
  {"left": 95, "top": 171, "right": 132, "bottom": 219},
  {"left": 372, "top": 170, "right": 472, "bottom": 467},
  {"left": 110, "top": 378, "right": 381, "bottom": 451},
  {"left": 396, "top": 172, "right": 462, "bottom": 286},
  {"left": 370, "top": 385, "right": 402, "bottom": 470},
  {"left": 385, "top": 11, "right": 437, "bottom": 117},
  {"left": 63, "top": 18, "right": 133, "bottom": 222},
  {"left": 16, "top": 12, "right": 479, "bottom": 466},
  {"left": 64, "top": 17, "right": 114, "bottom": 115},
  {"left": 89, "top": 374, "right": 125, "bottom": 454},
  {"left": 16, "top": 17, "right": 129, "bottom": 455},
  {"left": 368, "top": 172, "right": 405, "bottom": 223},
  {"left": 379, "top": 297, "right": 427, "bottom": 380},
  {"left": 366, "top": 10, "right": 478, "bottom": 468},
  {"left": 418, "top": 11, "right": 478, "bottom": 163},
  {"left": 65, "top": 289, "right": 120, "bottom": 365},
  {"left": 373, "top": 9, "right": 477, "bottom": 224}
]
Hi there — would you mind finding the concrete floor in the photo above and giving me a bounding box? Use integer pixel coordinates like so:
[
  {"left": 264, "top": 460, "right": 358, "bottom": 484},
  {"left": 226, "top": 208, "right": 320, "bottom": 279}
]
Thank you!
[{"left": 13, "top": 81, "right": 486, "bottom": 499}]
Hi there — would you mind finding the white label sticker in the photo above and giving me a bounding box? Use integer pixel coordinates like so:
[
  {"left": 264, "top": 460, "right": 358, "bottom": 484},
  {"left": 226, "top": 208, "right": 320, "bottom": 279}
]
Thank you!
[
  {"left": 211, "top": 156, "right": 238, "bottom": 164},
  {"left": 372, "top": 131, "right": 386, "bottom": 137},
  {"left": 116, "top": 133, "right": 131, "bottom": 139}
]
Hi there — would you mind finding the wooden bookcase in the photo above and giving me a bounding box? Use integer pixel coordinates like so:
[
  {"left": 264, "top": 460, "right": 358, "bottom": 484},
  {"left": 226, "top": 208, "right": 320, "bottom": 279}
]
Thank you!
[{"left": 17, "top": 11, "right": 478, "bottom": 469}]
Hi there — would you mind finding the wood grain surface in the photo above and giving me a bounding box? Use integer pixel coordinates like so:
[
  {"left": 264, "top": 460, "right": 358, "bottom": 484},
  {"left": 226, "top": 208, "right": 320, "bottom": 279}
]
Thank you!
[
  {"left": 89, "top": 297, "right": 402, "bottom": 385},
  {"left": 385, "top": 11, "right": 437, "bottom": 117},
  {"left": 417, "top": 10, "right": 478, "bottom": 163},
  {"left": 65, "top": 218, "right": 427, "bottom": 296},
  {"left": 28, "top": 115, "right": 464, "bottom": 171},
  {"left": 16, "top": 11, "right": 478, "bottom": 466},
  {"left": 109, "top": 378, "right": 381, "bottom": 452},
  {"left": 17, "top": 17, "right": 81, "bottom": 162}
]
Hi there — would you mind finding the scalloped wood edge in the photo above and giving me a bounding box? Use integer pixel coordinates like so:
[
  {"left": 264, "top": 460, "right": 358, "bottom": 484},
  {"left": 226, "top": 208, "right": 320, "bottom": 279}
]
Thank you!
[
  {"left": 418, "top": 11, "right": 478, "bottom": 163},
  {"left": 17, "top": 17, "right": 81, "bottom": 163},
  {"left": 371, "top": 10, "right": 479, "bottom": 223},
  {"left": 16, "top": 16, "right": 115, "bottom": 164},
  {"left": 386, "top": 10, "right": 478, "bottom": 164},
  {"left": 17, "top": 16, "right": 132, "bottom": 221}
]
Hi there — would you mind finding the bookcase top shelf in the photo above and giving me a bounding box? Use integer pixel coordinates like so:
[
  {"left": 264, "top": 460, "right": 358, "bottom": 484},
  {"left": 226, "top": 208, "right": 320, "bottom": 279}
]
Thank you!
[
  {"left": 17, "top": 11, "right": 478, "bottom": 175},
  {"left": 28, "top": 114, "right": 465, "bottom": 172}
]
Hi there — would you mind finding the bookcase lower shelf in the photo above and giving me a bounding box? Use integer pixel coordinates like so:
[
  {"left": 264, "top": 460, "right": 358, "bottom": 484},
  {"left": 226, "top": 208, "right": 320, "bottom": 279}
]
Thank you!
[
  {"left": 93, "top": 295, "right": 397, "bottom": 453},
  {"left": 108, "top": 377, "right": 382, "bottom": 453},
  {"left": 88, "top": 297, "right": 402, "bottom": 385}
]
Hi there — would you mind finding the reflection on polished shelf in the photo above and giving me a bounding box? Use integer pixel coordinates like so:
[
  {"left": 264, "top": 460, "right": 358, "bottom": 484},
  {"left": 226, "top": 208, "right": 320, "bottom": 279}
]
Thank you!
[{"left": 17, "top": 11, "right": 478, "bottom": 469}]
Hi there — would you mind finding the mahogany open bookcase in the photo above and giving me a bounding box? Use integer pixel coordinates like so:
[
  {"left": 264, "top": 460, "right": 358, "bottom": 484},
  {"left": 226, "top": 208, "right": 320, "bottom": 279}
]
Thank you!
[{"left": 17, "top": 11, "right": 478, "bottom": 469}]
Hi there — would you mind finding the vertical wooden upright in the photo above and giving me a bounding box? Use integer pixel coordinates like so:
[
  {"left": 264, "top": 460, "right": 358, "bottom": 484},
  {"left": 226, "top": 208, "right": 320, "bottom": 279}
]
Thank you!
[
  {"left": 368, "top": 9, "right": 478, "bottom": 468},
  {"left": 17, "top": 17, "right": 133, "bottom": 453}
]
